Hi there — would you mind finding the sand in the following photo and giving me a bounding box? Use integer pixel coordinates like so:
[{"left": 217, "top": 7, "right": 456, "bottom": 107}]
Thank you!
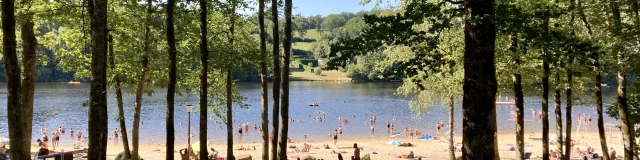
[{"left": 33, "top": 131, "right": 626, "bottom": 160}]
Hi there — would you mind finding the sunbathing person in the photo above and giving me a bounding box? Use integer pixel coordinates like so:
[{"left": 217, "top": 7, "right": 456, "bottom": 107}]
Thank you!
[
  {"left": 399, "top": 143, "right": 413, "bottom": 147},
  {"left": 351, "top": 143, "right": 360, "bottom": 160}
]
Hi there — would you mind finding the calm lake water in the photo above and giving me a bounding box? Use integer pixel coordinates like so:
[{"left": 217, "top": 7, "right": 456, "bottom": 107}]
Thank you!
[{"left": 0, "top": 82, "right": 621, "bottom": 145}]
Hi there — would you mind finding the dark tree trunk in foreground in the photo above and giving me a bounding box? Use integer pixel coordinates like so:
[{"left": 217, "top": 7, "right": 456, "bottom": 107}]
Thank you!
[
  {"left": 565, "top": 60, "right": 573, "bottom": 160},
  {"left": 271, "top": 0, "right": 281, "bottom": 159},
  {"left": 109, "top": 35, "right": 131, "bottom": 160},
  {"left": 609, "top": 0, "right": 635, "bottom": 159},
  {"left": 510, "top": 35, "right": 525, "bottom": 160},
  {"left": 165, "top": 0, "right": 177, "bottom": 157},
  {"left": 576, "top": 0, "right": 609, "bottom": 157},
  {"left": 1, "top": 0, "right": 24, "bottom": 158},
  {"left": 449, "top": 96, "right": 455, "bottom": 160},
  {"left": 199, "top": 0, "right": 209, "bottom": 158},
  {"left": 20, "top": 20, "right": 37, "bottom": 159},
  {"left": 132, "top": 0, "right": 152, "bottom": 158},
  {"left": 226, "top": 9, "right": 236, "bottom": 160},
  {"left": 462, "top": 0, "right": 497, "bottom": 159},
  {"left": 278, "top": 0, "right": 292, "bottom": 159},
  {"left": 258, "top": 0, "right": 270, "bottom": 159},
  {"left": 554, "top": 73, "right": 563, "bottom": 159},
  {"left": 87, "top": 0, "right": 109, "bottom": 157},
  {"left": 542, "top": 58, "right": 551, "bottom": 160},
  {"left": 226, "top": 69, "right": 234, "bottom": 160}
]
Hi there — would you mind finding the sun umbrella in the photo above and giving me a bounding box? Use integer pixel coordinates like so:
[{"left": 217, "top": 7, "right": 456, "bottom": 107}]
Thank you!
[
  {"left": 191, "top": 141, "right": 211, "bottom": 153},
  {"left": 386, "top": 140, "right": 401, "bottom": 145}
]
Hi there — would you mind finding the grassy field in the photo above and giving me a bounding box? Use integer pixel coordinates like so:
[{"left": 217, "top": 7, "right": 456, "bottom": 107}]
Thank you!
[
  {"left": 290, "top": 29, "right": 352, "bottom": 81},
  {"left": 293, "top": 29, "right": 322, "bottom": 51}
]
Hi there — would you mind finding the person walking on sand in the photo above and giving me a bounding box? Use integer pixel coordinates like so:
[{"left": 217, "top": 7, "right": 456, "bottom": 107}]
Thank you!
[
  {"left": 113, "top": 128, "right": 119, "bottom": 143},
  {"left": 404, "top": 127, "right": 409, "bottom": 138},
  {"left": 333, "top": 129, "right": 339, "bottom": 145}
]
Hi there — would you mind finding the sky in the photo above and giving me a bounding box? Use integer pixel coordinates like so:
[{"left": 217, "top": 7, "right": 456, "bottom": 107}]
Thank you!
[{"left": 291, "top": 0, "right": 398, "bottom": 16}]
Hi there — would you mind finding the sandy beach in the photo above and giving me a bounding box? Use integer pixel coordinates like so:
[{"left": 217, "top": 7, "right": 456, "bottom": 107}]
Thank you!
[{"left": 33, "top": 131, "right": 626, "bottom": 159}]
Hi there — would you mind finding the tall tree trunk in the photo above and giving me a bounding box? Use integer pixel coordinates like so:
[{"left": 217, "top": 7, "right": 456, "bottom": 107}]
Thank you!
[
  {"left": 165, "top": 0, "right": 177, "bottom": 157},
  {"left": 109, "top": 35, "right": 131, "bottom": 160},
  {"left": 564, "top": 5, "right": 575, "bottom": 159},
  {"left": 271, "top": 0, "right": 281, "bottom": 159},
  {"left": 226, "top": 69, "right": 234, "bottom": 160},
  {"left": 609, "top": 0, "right": 635, "bottom": 159},
  {"left": 132, "top": 0, "right": 152, "bottom": 158},
  {"left": 510, "top": 34, "right": 525, "bottom": 160},
  {"left": 541, "top": 3, "right": 552, "bottom": 159},
  {"left": 577, "top": 0, "right": 609, "bottom": 157},
  {"left": 87, "top": 0, "right": 109, "bottom": 157},
  {"left": 199, "top": 0, "right": 209, "bottom": 158},
  {"left": 462, "top": 0, "right": 497, "bottom": 159},
  {"left": 553, "top": 73, "right": 563, "bottom": 159},
  {"left": 565, "top": 60, "right": 573, "bottom": 160},
  {"left": 20, "top": 20, "right": 37, "bottom": 158},
  {"left": 449, "top": 95, "right": 455, "bottom": 160},
  {"left": 226, "top": 9, "right": 236, "bottom": 160},
  {"left": 0, "top": 0, "right": 23, "bottom": 158},
  {"left": 258, "top": 0, "right": 270, "bottom": 159},
  {"left": 278, "top": 0, "right": 292, "bottom": 159}
]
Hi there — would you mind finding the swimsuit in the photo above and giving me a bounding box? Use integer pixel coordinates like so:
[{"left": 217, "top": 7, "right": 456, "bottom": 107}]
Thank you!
[{"left": 333, "top": 135, "right": 337, "bottom": 140}]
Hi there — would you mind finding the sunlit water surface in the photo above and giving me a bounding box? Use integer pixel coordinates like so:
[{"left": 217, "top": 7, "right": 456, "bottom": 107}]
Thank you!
[{"left": 0, "top": 82, "right": 620, "bottom": 145}]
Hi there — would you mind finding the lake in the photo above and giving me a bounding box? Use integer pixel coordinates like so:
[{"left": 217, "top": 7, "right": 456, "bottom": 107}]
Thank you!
[{"left": 0, "top": 82, "right": 621, "bottom": 145}]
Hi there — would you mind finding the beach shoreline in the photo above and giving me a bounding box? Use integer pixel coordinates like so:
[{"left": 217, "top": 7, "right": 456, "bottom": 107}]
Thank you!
[{"left": 32, "top": 131, "right": 626, "bottom": 159}]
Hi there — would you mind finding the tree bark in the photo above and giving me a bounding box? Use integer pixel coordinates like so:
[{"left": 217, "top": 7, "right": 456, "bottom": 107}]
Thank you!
[
  {"left": 553, "top": 73, "right": 563, "bottom": 159},
  {"left": 462, "top": 0, "right": 497, "bottom": 159},
  {"left": 564, "top": 3, "right": 575, "bottom": 158},
  {"left": 0, "top": 0, "right": 23, "bottom": 158},
  {"left": 109, "top": 35, "right": 131, "bottom": 160},
  {"left": 199, "top": 0, "right": 209, "bottom": 158},
  {"left": 576, "top": 0, "right": 609, "bottom": 157},
  {"left": 541, "top": 4, "right": 552, "bottom": 159},
  {"left": 278, "top": 0, "right": 292, "bottom": 159},
  {"left": 165, "top": 0, "right": 177, "bottom": 157},
  {"left": 20, "top": 20, "right": 37, "bottom": 160},
  {"left": 609, "top": 0, "right": 635, "bottom": 159},
  {"left": 449, "top": 95, "right": 455, "bottom": 160},
  {"left": 271, "top": 0, "right": 281, "bottom": 159},
  {"left": 87, "top": 0, "right": 109, "bottom": 157},
  {"left": 510, "top": 34, "right": 525, "bottom": 160},
  {"left": 258, "top": 0, "right": 270, "bottom": 159},
  {"left": 226, "top": 8, "right": 236, "bottom": 160},
  {"left": 132, "top": 0, "right": 152, "bottom": 158},
  {"left": 226, "top": 69, "right": 234, "bottom": 160}
]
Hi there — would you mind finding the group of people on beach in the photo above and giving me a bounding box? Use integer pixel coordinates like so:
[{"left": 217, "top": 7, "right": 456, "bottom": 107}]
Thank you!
[{"left": 36, "top": 126, "right": 82, "bottom": 150}]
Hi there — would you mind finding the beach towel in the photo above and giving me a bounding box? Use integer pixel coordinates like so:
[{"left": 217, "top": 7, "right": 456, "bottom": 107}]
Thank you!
[{"left": 419, "top": 135, "right": 433, "bottom": 141}]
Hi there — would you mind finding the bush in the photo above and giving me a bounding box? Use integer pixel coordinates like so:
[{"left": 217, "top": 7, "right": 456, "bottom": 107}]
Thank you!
[{"left": 314, "top": 68, "right": 323, "bottom": 75}]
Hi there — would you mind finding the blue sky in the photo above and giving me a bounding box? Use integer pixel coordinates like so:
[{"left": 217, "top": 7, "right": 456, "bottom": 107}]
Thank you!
[{"left": 292, "top": 0, "right": 398, "bottom": 16}]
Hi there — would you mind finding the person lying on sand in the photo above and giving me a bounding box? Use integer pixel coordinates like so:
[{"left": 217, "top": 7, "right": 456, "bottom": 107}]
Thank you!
[
  {"left": 397, "top": 151, "right": 415, "bottom": 159},
  {"left": 399, "top": 143, "right": 414, "bottom": 147}
]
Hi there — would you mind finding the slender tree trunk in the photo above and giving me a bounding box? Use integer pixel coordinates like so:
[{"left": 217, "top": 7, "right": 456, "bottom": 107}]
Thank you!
[
  {"left": 576, "top": 1, "right": 609, "bottom": 159},
  {"left": 226, "top": 69, "right": 234, "bottom": 160},
  {"left": 165, "top": 0, "right": 177, "bottom": 157},
  {"left": 564, "top": 5, "right": 575, "bottom": 159},
  {"left": 462, "top": 0, "right": 497, "bottom": 159},
  {"left": 564, "top": 60, "right": 573, "bottom": 160},
  {"left": 132, "top": 0, "right": 152, "bottom": 158},
  {"left": 542, "top": 58, "right": 551, "bottom": 160},
  {"left": 87, "top": 0, "right": 109, "bottom": 157},
  {"left": 278, "top": 0, "right": 292, "bottom": 159},
  {"left": 226, "top": 10, "right": 236, "bottom": 160},
  {"left": 510, "top": 34, "right": 525, "bottom": 160},
  {"left": 199, "top": 0, "right": 209, "bottom": 158},
  {"left": 271, "top": 0, "right": 281, "bottom": 159},
  {"left": 449, "top": 95, "right": 455, "bottom": 160},
  {"left": 553, "top": 72, "right": 563, "bottom": 159},
  {"left": 258, "top": 0, "right": 270, "bottom": 159},
  {"left": 609, "top": 0, "right": 635, "bottom": 159},
  {"left": 109, "top": 35, "right": 131, "bottom": 160}
]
